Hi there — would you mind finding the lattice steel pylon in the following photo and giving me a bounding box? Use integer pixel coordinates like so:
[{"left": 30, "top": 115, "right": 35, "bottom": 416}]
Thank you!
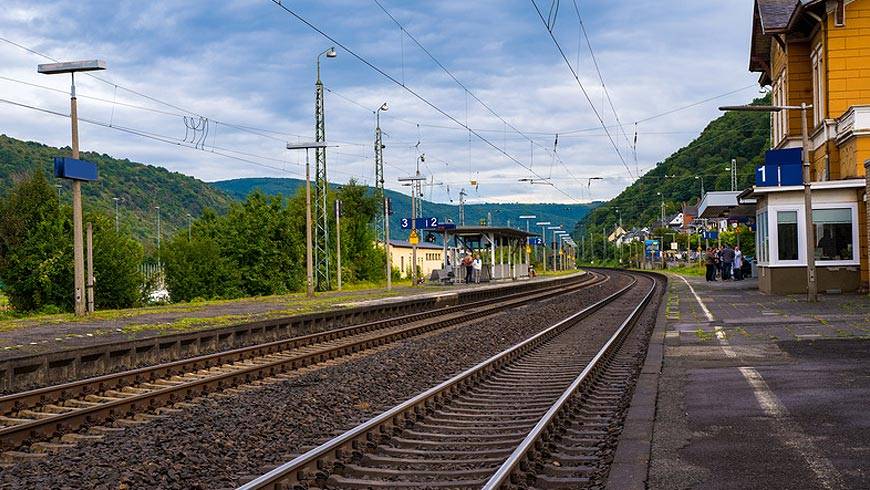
[
  {"left": 314, "top": 71, "right": 330, "bottom": 291},
  {"left": 374, "top": 107, "right": 386, "bottom": 242}
]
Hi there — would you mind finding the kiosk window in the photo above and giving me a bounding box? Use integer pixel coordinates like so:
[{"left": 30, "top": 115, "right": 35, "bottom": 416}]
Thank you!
[
  {"left": 757, "top": 211, "right": 769, "bottom": 262},
  {"left": 813, "top": 208, "right": 852, "bottom": 261},
  {"left": 777, "top": 211, "right": 798, "bottom": 261}
]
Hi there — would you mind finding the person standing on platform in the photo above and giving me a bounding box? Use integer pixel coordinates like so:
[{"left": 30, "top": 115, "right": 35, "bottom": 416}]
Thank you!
[
  {"left": 705, "top": 248, "right": 717, "bottom": 282},
  {"left": 733, "top": 246, "right": 743, "bottom": 281},
  {"left": 472, "top": 254, "right": 482, "bottom": 284},
  {"left": 462, "top": 253, "right": 473, "bottom": 284},
  {"left": 721, "top": 244, "right": 735, "bottom": 280}
]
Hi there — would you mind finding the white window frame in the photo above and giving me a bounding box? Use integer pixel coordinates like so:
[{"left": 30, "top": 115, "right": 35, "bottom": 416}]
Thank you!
[
  {"left": 812, "top": 203, "right": 859, "bottom": 266},
  {"left": 756, "top": 210, "right": 770, "bottom": 265},
  {"left": 811, "top": 44, "right": 825, "bottom": 126},
  {"left": 771, "top": 73, "right": 788, "bottom": 145},
  {"left": 762, "top": 202, "right": 859, "bottom": 267},
  {"left": 769, "top": 205, "right": 804, "bottom": 266}
]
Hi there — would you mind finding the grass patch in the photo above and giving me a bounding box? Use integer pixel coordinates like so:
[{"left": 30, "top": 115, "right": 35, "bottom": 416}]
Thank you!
[
  {"left": 666, "top": 264, "right": 706, "bottom": 277},
  {"left": 694, "top": 328, "right": 715, "bottom": 341}
]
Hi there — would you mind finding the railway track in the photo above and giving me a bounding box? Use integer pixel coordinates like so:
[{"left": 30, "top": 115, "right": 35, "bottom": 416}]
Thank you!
[
  {"left": 0, "top": 272, "right": 606, "bottom": 457},
  {"left": 238, "top": 270, "right": 661, "bottom": 489}
]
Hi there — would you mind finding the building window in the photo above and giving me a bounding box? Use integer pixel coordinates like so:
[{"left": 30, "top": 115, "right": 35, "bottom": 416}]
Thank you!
[
  {"left": 757, "top": 211, "right": 769, "bottom": 263},
  {"left": 811, "top": 45, "right": 825, "bottom": 126},
  {"left": 777, "top": 210, "right": 799, "bottom": 261},
  {"left": 813, "top": 208, "right": 853, "bottom": 260},
  {"left": 834, "top": 0, "right": 845, "bottom": 27},
  {"left": 771, "top": 74, "right": 788, "bottom": 144}
]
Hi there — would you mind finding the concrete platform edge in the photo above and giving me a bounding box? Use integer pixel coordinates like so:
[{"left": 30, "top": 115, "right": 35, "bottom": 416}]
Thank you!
[{"left": 605, "top": 274, "right": 668, "bottom": 490}]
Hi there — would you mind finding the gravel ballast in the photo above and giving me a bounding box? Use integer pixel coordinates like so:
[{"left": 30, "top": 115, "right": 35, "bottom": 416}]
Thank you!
[{"left": 1, "top": 273, "right": 632, "bottom": 489}]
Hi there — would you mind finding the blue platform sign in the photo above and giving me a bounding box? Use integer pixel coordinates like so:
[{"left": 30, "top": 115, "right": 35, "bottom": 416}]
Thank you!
[
  {"left": 528, "top": 237, "right": 543, "bottom": 245},
  {"left": 702, "top": 230, "right": 719, "bottom": 240},
  {"left": 400, "top": 217, "right": 438, "bottom": 229},
  {"left": 54, "top": 157, "right": 98, "bottom": 181},
  {"left": 756, "top": 148, "right": 802, "bottom": 187},
  {"left": 644, "top": 239, "right": 660, "bottom": 258}
]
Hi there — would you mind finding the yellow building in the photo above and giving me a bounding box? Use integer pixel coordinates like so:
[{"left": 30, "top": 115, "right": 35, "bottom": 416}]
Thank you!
[
  {"left": 387, "top": 240, "right": 447, "bottom": 280},
  {"left": 747, "top": 0, "right": 870, "bottom": 292}
]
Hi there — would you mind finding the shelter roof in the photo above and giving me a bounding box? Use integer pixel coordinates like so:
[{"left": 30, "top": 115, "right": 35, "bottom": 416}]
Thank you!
[{"left": 443, "top": 226, "right": 538, "bottom": 239}]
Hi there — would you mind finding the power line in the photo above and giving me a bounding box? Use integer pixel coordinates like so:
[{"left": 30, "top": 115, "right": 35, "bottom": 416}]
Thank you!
[
  {"left": 571, "top": 0, "right": 633, "bottom": 153},
  {"left": 529, "top": 0, "right": 635, "bottom": 179},
  {"left": 372, "top": 0, "right": 566, "bottom": 173},
  {"left": 269, "top": 0, "right": 581, "bottom": 203},
  {"left": 0, "top": 96, "right": 378, "bottom": 185}
]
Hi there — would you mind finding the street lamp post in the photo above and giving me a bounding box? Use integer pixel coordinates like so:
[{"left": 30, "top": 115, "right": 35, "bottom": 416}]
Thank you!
[
  {"left": 288, "top": 141, "right": 333, "bottom": 298},
  {"left": 536, "top": 221, "right": 551, "bottom": 272},
  {"left": 519, "top": 215, "right": 536, "bottom": 270},
  {"left": 38, "top": 59, "right": 106, "bottom": 316},
  {"left": 694, "top": 175, "right": 705, "bottom": 202},
  {"left": 720, "top": 103, "right": 816, "bottom": 301},
  {"left": 548, "top": 226, "right": 561, "bottom": 270},
  {"left": 374, "top": 102, "right": 389, "bottom": 287},
  {"left": 314, "top": 47, "right": 337, "bottom": 292},
  {"left": 155, "top": 206, "right": 161, "bottom": 267}
]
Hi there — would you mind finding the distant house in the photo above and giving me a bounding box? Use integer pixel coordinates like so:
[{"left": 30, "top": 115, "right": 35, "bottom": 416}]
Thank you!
[
  {"left": 743, "top": 0, "right": 869, "bottom": 293},
  {"left": 607, "top": 226, "right": 627, "bottom": 243},
  {"left": 681, "top": 203, "right": 699, "bottom": 230},
  {"left": 388, "top": 240, "right": 446, "bottom": 279}
]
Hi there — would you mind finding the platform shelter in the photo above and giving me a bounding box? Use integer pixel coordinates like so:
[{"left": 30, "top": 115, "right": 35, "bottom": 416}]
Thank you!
[{"left": 423, "top": 225, "right": 537, "bottom": 283}]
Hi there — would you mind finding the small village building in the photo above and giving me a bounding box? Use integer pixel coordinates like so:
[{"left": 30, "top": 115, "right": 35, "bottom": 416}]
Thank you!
[
  {"left": 746, "top": 0, "right": 870, "bottom": 293},
  {"left": 387, "top": 240, "right": 447, "bottom": 280}
]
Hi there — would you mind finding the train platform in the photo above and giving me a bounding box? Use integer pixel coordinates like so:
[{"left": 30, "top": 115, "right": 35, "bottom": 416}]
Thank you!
[
  {"left": 0, "top": 272, "right": 584, "bottom": 392},
  {"left": 645, "top": 274, "right": 870, "bottom": 489},
  {"left": 0, "top": 273, "right": 579, "bottom": 361}
]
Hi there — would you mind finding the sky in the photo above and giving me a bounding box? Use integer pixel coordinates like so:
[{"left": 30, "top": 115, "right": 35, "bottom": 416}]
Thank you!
[{"left": 0, "top": 0, "right": 761, "bottom": 205}]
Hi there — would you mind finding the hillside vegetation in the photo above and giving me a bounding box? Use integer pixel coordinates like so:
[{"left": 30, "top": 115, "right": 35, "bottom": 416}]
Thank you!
[
  {"left": 0, "top": 134, "right": 234, "bottom": 248},
  {"left": 580, "top": 95, "right": 771, "bottom": 232}
]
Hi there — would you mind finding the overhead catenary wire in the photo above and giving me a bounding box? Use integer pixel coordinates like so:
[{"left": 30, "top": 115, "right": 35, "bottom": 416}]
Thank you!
[
  {"left": 372, "top": 0, "right": 567, "bottom": 173},
  {"left": 0, "top": 97, "right": 378, "bottom": 185},
  {"left": 269, "top": 0, "right": 581, "bottom": 203},
  {"left": 529, "top": 0, "right": 635, "bottom": 180}
]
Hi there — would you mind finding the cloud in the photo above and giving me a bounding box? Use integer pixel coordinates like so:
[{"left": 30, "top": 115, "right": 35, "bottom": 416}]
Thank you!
[{"left": 0, "top": 0, "right": 759, "bottom": 205}]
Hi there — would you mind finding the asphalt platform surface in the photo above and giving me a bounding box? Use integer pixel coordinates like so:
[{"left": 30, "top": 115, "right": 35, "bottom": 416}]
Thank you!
[{"left": 649, "top": 275, "right": 869, "bottom": 489}]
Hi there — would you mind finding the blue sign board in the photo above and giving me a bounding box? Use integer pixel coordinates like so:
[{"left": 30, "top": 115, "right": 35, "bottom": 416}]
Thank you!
[
  {"left": 756, "top": 148, "right": 802, "bottom": 187},
  {"left": 644, "top": 239, "right": 660, "bottom": 258},
  {"left": 400, "top": 217, "right": 438, "bottom": 229},
  {"left": 54, "top": 157, "right": 98, "bottom": 181},
  {"left": 702, "top": 231, "right": 719, "bottom": 240},
  {"left": 528, "top": 237, "right": 543, "bottom": 245}
]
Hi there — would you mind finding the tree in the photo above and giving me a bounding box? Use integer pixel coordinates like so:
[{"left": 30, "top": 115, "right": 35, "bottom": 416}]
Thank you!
[
  {"left": 0, "top": 172, "right": 71, "bottom": 311},
  {"left": 335, "top": 181, "right": 385, "bottom": 283},
  {"left": 0, "top": 173, "right": 144, "bottom": 312},
  {"left": 88, "top": 214, "right": 145, "bottom": 309},
  {"left": 164, "top": 234, "right": 241, "bottom": 301}
]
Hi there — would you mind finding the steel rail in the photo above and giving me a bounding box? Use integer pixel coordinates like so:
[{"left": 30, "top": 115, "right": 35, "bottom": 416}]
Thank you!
[
  {"left": 482, "top": 273, "right": 658, "bottom": 489},
  {"left": 236, "top": 271, "right": 639, "bottom": 490},
  {"left": 0, "top": 272, "right": 596, "bottom": 415},
  {"left": 0, "top": 273, "right": 603, "bottom": 451}
]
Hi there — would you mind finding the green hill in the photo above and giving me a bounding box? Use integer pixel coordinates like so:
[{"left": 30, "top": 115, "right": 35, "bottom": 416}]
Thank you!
[
  {"left": 580, "top": 95, "right": 771, "bottom": 233},
  {"left": 0, "top": 133, "right": 596, "bottom": 253},
  {"left": 213, "top": 178, "right": 598, "bottom": 234},
  {"left": 0, "top": 134, "right": 235, "bottom": 248}
]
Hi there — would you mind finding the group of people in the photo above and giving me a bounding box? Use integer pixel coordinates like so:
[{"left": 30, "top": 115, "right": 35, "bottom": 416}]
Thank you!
[
  {"left": 461, "top": 253, "right": 483, "bottom": 284},
  {"left": 705, "top": 244, "right": 748, "bottom": 282}
]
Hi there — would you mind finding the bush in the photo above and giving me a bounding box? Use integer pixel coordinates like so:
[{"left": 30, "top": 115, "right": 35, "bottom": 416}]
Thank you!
[
  {"left": 0, "top": 173, "right": 143, "bottom": 312},
  {"left": 164, "top": 235, "right": 241, "bottom": 302}
]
